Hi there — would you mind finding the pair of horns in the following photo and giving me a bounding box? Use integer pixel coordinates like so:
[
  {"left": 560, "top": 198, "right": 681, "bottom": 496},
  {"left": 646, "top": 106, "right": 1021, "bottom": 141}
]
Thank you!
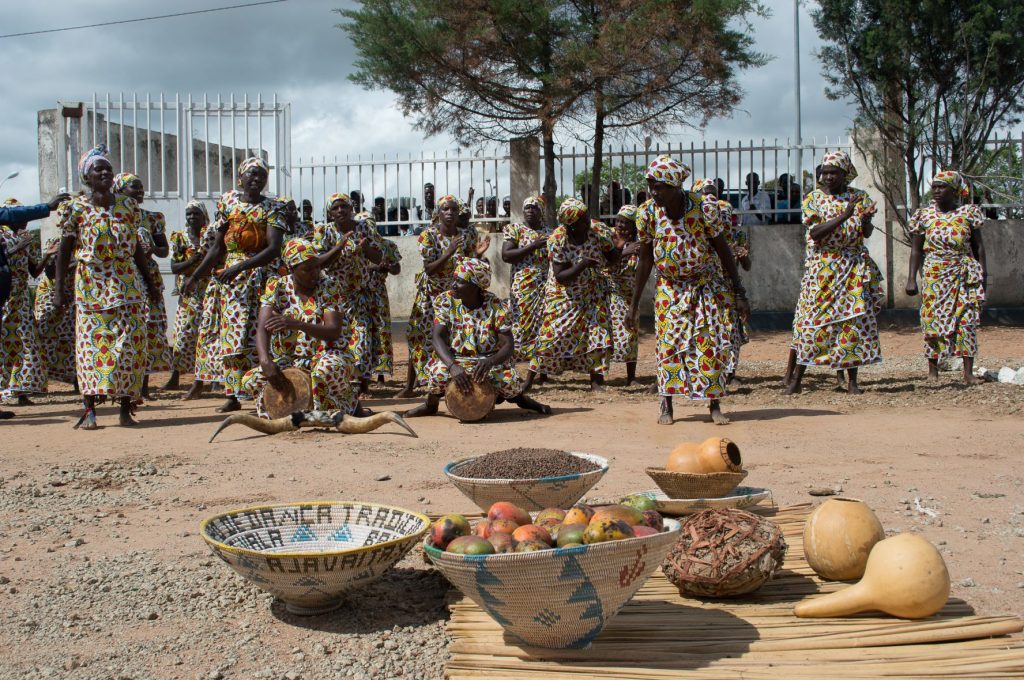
[{"left": 209, "top": 411, "right": 417, "bottom": 443}]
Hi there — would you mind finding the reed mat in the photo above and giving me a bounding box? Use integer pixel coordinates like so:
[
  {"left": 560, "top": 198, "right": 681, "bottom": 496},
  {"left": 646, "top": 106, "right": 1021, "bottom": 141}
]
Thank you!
[{"left": 443, "top": 504, "right": 1024, "bottom": 678}]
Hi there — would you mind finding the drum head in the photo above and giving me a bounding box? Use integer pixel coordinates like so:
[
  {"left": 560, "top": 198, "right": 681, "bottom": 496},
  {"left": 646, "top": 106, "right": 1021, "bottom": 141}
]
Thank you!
[
  {"left": 264, "top": 367, "right": 312, "bottom": 420},
  {"left": 445, "top": 379, "right": 497, "bottom": 422}
]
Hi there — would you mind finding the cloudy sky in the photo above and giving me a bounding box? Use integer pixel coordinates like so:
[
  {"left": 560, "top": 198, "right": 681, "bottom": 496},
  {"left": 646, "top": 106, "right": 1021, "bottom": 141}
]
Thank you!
[{"left": 0, "top": 0, "right": 854, "bottom": 203}]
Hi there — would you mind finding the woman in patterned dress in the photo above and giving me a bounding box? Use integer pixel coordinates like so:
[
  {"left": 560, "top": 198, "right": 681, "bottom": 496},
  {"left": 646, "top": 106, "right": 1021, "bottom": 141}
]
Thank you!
[
  {"left": 905, "top": 170, "right": 987, "bottom": 384},
  {"left": 501, "top": 195, "right": 552, "bottom": 364},
  {"left": 188, "top": 216, "right": 226, "bottom": 399},
  {"left": 628, "top": 157, "right": 749, "bottom": 426},
  {"left": 182, "top": 157, "right": 285, "bottom": 413},
  {"left": 523, "top": 198, "right": 619, "bottom": 392},
  {"left": 366, "top": 236, "right": 401, "bottom": 387},
  {"left": 162, "top": 200, "right": 210, "bottom": 393},
  {"left": 0, "top": 202, "right": 49, "bottom": 403},
  {"left": 396, "top": 195, "right": 488, "bottom": 398},
  {"left": 785, "top": 150, "right": 883, "bottom": 395},
  {"left": 313, "top": 192, "right": 385, "bottom": 396},
  {"left": 239, "top": 238, "right": 359, "bottom": 417},
  {"left": 55, "top": 145, "right": 159, "bottom": 429},
  {"left": 113, "top": 174, "right": 172, "bottom": 398},
  {"left": 693, "top": 177, "right": 751, "bottom": 383},
  {"left": 34, "top": 238, "right": 77, "bottom": 389},
  {"left": 606, "top": 204, "right": 642, "bottom": 385},
  {"left": 406, "top": 258, "right": 549, "bottom": 417}
]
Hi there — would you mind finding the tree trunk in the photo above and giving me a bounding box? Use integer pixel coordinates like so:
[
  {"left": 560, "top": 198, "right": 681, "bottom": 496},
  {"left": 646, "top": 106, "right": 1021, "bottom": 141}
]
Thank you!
[
  {"left": 589, "top": 89, "right": 606, "bottom": 220},
  {"left": 541, "top": 123, "right": 558, "bottom": 227}
]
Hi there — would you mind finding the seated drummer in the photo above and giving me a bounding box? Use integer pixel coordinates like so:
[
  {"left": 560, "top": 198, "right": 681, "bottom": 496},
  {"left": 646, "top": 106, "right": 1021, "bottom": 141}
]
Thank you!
[
  {"left": 239, "top": 238, "right": 363, "bottom": 417},
  {"left": 406, "top": 258, "right": 551, "bottom": 418}
]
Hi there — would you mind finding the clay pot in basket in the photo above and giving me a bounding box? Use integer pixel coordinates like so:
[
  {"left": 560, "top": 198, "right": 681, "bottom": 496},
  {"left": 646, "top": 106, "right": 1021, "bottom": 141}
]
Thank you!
[
  {"left": 666, "top": 437, "right": 743, "bottom": 474},
  {"left": 804, "top": 498, "right": 885, "bottom": 581}
]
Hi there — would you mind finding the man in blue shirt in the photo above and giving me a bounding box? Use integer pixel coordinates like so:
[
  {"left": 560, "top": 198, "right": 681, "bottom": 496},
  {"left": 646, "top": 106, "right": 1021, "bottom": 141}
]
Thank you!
[{"left": 0, "top": 193, "right": 69, "bottom": 419}]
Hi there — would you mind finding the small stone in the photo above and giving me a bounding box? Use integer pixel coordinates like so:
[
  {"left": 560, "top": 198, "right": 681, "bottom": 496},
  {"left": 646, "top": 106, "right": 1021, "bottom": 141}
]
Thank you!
[
  {"left": 209, "top": 672, "right": 224, "bottom": 680},
  {"left": 375, "top": 475, "right": 392, "bottom": 482},
  {"left": 808, "top": 487, "right": 835, "bottom": 497},
  {"left": 960, "top": 578, "right": 976, "bottom": 588},
  {"left": 0, "top": 576, "right": 9, "bottom": 585},
  {"left": 267, "top": 473, "right": 275, "bottom": 479},
  {"left": 982, "top": 517, "right": 991, "bottom": 524},
  {"left": 143, "top": 611, "right": 160, "bottom": 620},
  {"left": 64, "top": 538, "right": 84, "bottom": 548},
  {"left": 284, "top": 672, "right": 302, "bottom": 680}
]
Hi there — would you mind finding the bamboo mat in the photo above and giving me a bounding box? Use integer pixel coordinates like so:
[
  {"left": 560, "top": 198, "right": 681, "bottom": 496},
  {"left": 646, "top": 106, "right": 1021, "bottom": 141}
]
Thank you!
[{"left": 443, "top": 503, "right": 1024, "bottom": 678}]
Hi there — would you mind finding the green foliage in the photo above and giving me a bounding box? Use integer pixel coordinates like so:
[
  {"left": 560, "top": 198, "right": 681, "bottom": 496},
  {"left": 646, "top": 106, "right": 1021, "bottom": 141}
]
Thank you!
[
  {"left": 572, "top": 163, "right": 648, "bottom": 197},
  {"left": 811, "top": 0, "right": 1024, "bottom": 225}
]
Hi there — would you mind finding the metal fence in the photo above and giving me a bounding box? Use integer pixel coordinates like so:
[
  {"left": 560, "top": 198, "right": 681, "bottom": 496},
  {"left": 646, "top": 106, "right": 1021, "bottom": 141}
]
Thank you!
[
  {"left": 292, "top": 149, "right": 511, "bottom": 234},
  {"left": 544, "top": 137, "right": 851, "bottom": 223},
  {"left": 57, "top": 92, "right": 290, "bottom": 226}
]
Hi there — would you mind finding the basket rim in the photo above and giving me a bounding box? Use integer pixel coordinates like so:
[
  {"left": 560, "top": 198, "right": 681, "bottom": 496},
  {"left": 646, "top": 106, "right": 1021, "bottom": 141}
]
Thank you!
[
  {"left": 199, "top": 500, "right": 431, "bottom": 560},
  {"left": 444, "top": 451, "right": 609, "bottom": 484},
  {"left": 424, "top": 518, "right": 681, "bottom": 562},
  {"left": 645, "top": 467, "right": 748, "bottom": 479}
]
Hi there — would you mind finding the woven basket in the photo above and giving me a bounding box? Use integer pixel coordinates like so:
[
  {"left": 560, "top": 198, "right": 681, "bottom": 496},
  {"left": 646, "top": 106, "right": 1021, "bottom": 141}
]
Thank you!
[
  {"left": 425, "top": 519, "right": 681, "bottom": 648},
  {"left": 201, "top": 501, "right": 430, "bottom": 615},
  {"left": 444, "top": 452, "right": 609, "bottom": 512},
  {"left": 645, "top": 468, "right": 748, "bottom": 499}
]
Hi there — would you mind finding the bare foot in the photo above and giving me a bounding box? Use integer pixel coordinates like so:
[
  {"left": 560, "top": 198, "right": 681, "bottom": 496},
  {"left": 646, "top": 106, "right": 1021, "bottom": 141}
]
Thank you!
[
  {"left": 394, "top": 387, "right": 416, "bottom": 399},
  {"left": 658, "top": 400, "right": 673, "bottom": 425},
  {"left": 783, "top": 382, "right": 801, "bottom": 395},
  {"left": 17, "top": 395, "right": 34, "bottom": 406},
  {"left": 964, "top": 375, "right": 985, "bottom": 386},
  {"left": 161, "top": 374, "right": 180, "bottom": 390},
  {"left": 710, "top": 403, "right": 730, "bottom": 425},
  {"left": 119, "top": 412, "right": 138, "bottom": 426},
  {"left": 847, "top": 383, "right": 864, "bottom": 395},
  {"left": 590, "top": 382, "right": 608, "bottom": 393},
  {"left": 404, "top": 402, "right": 438, "bottom": 418},
  {"left": 216, "top": 397, "right": 241, "bottom": 413},
  {"left": 535, "top": 373, "right": 548, "bottom": 386},
  {"left": 181, "top": 382, "right": 205, "bottom": 401}
]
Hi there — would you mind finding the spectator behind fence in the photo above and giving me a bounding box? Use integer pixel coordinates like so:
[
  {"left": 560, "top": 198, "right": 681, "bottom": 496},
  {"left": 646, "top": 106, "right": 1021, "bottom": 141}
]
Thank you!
[
  {"left": 417, "top": 182, "right": 436, "bottom": 227},
  {"left": 775, "top": 173, "right": 802, "bottom": 223},
  {"left": 502, "top": 195, "right": 511, "bottom": 218},
  {"left": 610, "top": 181, "right": 632, "bottom": 214},
  {"left": 351, "top": 191, "right": 364, "bottom": 214},
  {"left": 372, "top": 196, "right": 386, "bottom": 225},
  {"left": 740, "top": 172, "right": 772, "bottom": 226}
]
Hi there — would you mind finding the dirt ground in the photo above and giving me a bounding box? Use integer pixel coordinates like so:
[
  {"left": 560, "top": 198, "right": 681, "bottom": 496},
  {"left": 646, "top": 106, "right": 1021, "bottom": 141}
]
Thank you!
[{"left": 1, "top": 325, "right": 1023, "bottom": 679}]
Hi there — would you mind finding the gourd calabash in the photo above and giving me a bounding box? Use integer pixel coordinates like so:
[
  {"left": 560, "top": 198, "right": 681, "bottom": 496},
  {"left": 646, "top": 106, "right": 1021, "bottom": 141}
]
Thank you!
[
  {"left": 666, "top": 438, "right": 742, "bottom": 474},
  {"left": 804, "top": 498, "right": 885, "bottom": 581},
  {"left": 794, "top": 533, "right": 950, "bottom": 619}
]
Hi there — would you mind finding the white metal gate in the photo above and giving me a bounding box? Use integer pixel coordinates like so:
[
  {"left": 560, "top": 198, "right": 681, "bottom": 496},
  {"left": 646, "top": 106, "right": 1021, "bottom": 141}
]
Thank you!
[
  {"left": 57, "top": 92, "right": 291, "bottom": 228},
  {"left": 56, "top": 92, "right": 291, "bottom": 322}
]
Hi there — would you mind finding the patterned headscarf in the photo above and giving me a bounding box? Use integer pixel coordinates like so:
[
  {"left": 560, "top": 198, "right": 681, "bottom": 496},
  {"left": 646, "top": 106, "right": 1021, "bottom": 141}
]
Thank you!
[
  {"left": 820, "top": 150, "right": 857, "bottom": 180},
  {"left": 523, "top": 194, "right": 546, "bottom": 210},
  {"left": 437, "top": 194, "right": 459, "bottom": 208},
  {"left": 185, "top": 199, "right": 209, "bottom": 223},
  {"left": 326, "top": 192, "right": 351, "bottom": 208},
  {"left": 78, "top": 144, "right": 109, "bottom": 180},
  {"left": 237, "top": 157, "right": 270, "bottom": 186},
  {"left": 692, "top": 178, "right": 716, "bottom": 193},
  {"left": 932, "top": 170, "right": 970, "bottom": 198},
  {"left": 112, "top": 172, "right": 141, "bottom": 194},
  {"left": 557, "top": 197, "right": 588, "bottom": 227},
  {"left": 454, "top": 257, "right": 491, "bottom": 290},
  {"left": 282, "top": 238, "right": 319, "bottom": 269},
  {"left": 646, "top": 155, "right": 690, "bottom": 188},
  {"left": 616, "top": 204, "right": 639, "bottom": 222}
]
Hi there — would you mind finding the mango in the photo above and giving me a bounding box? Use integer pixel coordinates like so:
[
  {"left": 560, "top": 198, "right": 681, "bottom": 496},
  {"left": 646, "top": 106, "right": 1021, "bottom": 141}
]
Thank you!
[
  {"left": 632, "top": 526, "right": 660, "bottom": 538},
  {"left": 488, "top": 532, "right": 514, "bottom": 554},
  {"left": 429, "top": 514, "right": 471, "bottom": 550},
  {"left": 641, "top": 510, "right": 664, "bottom": 531},
  {"left": 446, "top": 535, "right": 495, "bottom": 555},
  {"left": 488, "top": 518, "right": 520, "bottom": 535},
  {"left": 556, "top": 523, "right": 587, "bottom": 548},
  {"left": 583, "top": 519, "right": 635, "bottom": 544},
  {"left": 621, "top": 495, "right": 658, "bottom": 512},
  {"left": 590, "top": 505, "right": 644, "bottom": 527},
  {"left": 536, "top": 507, "right": 567, "bottom": 524},
  {"left": 487, "top": 502, "right": 531, "bottom": 527},
  {"left": 563, "top": 504, "right": 595, "bottom": 526},
  {"left": 514, "top": 540, "right": 549, "bottom": 553},
  {"left": 512, "top": 524, "right": 553, "bottom": 546}
]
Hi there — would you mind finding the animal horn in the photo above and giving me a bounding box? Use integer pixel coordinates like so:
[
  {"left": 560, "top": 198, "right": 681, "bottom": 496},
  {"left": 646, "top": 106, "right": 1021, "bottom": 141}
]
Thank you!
[
  {"left": 337, "top": 411, "right": 418, "bottom": 438},
  {"left": 208, "top": 414, "right": 299, "bottom": 443}
]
